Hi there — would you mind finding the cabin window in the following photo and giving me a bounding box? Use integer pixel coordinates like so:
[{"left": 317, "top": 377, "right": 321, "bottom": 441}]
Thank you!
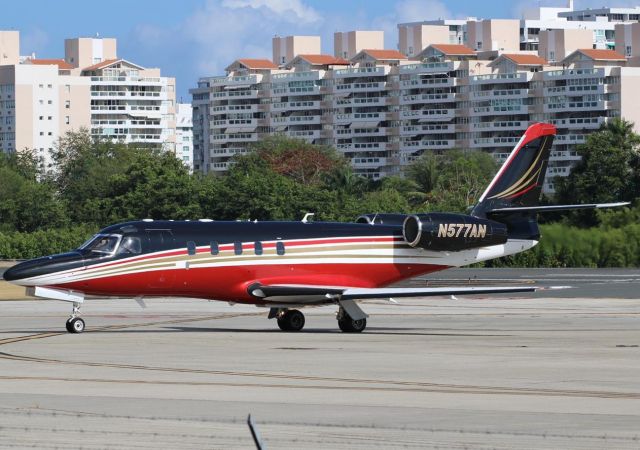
[
  {"left": 117, "top": 236, "right": 141, "bottom": 255},
  {"left": 210, "top": 241, "right": 219, "bottom": 255},
  {"left": 254, "top": 241, "right": 263, "bottom": 255},
  {"left": 276, "top": 241, "right": 285, "bottom": 256},
  {"left": 234, "top": 241, "right": 243, "bottom": 255},
  {"left": 187, "top": 241, "right": 196, "bottom": 256}
]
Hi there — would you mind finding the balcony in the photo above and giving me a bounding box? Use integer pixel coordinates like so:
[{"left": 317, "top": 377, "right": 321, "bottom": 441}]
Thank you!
[
  {"left": 399, "top": 62, "right": 454, "bottom": 75},
  {"left": 471, "top": 121, "right": 528, "bottom": 132},
  {"left": 352, "top": 157, "right": 387, "bottom": 168},
  {"left": 335, "top": 82, "right": 386, "bottom": 93},
  {"left": 90, "top": 76, "right": 162, "bottom": 85},
  {"left": 286, "top": 130, "right": 321, "bottom": 139},
  {"left": 470, "top": 89, "right": 528, "bottom": 100},
  {"left": 400, "top": 108, "right": 455, "bottom": 121},
  {"left": 400, "top": 140, "right": 455, "bottom": 151},
  {"left": 337, "top": 142, "right": 387, "bottom": 152},
  {"left": 400, "top": 123, "right": 456, "bottom": 136},
  {"left": 550, "top": 150, "right": 581, "bottom": 161},
  {"left": 471, "top": 136, "right": 521, "bottom": 148},
  {"left": 272, "top": 115, "right": 321, "bottom": 126},
  {"left": 333, "top": 66, "right": 387, "bottom": 78},
  {"left": 402, "top": 77, "right": 456, "bottom": 88},
  {"left": 544, "top": 100, "right": 605, "bottom": 113},
  {"left": 400, "top": 92, "right": 456, "bottom": 105},
  {"left": 271, "top": 71, "right": 321, "bottom": 82},
  {"left": 548, "top": 117, "right": 605, "bottom": 129},
  {"left": 471, "top": 104, "right": 529, "bottom": 116},
  {"left": 544, "top": 68, "right": 605, "bottom": 80},
  {"left": 470, "top": 72, "right": 530, "bottom": 84},
  {"left": 271, "top": 100, "right": 320, "bottom": 111}
]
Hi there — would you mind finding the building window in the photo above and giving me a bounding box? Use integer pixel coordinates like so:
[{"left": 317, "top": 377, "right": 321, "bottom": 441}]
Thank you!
[
  {"left": 234, "top": 241, "right": 243, "bottom": 255},
  {"left": 65, "top": 116, "right": 70, "bottom": 124},
  {"left": 65, "top": 100, "right": 70, "bottom": 109},
  {"left": 254, "top": 241, "right": 263, "bottom": 255},
  {"left": 47, "top": 116, "right": 52, "bottom": 120},
  {"left": 187, "top": 241, "right": 196, "bottom": 256},
  {"left": 39, "top": 116, "right": 43, "bottom": 120},
  {"left": 65, "top": 85, "right": 70, "bottom": 93},
  {"left": 550, "top": 51, "right": 555, "bottom": 61},
  {"left": 276, "top": 241, "right": 285, "bottom": 256},
  {"left": 626, "top": 45, "right": 632, "bottom": 56}
]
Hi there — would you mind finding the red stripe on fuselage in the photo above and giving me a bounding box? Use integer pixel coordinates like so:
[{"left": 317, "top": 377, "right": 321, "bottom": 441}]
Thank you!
[{"left": 49, "top": 262, "right": 448, "bottom": 303}]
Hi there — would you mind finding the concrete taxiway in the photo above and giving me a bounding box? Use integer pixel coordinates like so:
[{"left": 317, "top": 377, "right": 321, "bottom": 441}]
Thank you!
[{"left": 0, "top": 269, "right": 639, "bottom": 449}]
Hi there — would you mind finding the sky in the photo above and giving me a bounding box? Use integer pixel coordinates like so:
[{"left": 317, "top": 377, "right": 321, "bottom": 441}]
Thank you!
[{"left": 1, "top": 0, "right": 637, "bottom": 100}]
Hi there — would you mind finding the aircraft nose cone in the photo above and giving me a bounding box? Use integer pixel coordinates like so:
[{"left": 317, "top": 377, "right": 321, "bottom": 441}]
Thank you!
[
  {"left": 2, "top": 252, "right": 85, "bottom": 285},
  {"left": 2, "top": 262, "right": 29, "bottom": 282}
]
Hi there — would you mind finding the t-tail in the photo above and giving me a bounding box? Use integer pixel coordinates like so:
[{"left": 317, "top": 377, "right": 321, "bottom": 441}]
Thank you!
[{"left": 471, "top": 122, "right": 628, "bottom": 240}]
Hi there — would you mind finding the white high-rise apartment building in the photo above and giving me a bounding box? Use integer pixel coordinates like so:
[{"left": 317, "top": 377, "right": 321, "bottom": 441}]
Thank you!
[
  {"left": 191, "top": 4, "right": 640, "bottom": 192},
  {"left": 0, "top": 31, "right": 177, "bottom": 168},
  {"left": 64, "top": 37, "right": 176, "bottom": 151},
  {"left": 0, "top": 31, "right": 90, "bottom": 169},
  {"left": 176, "top": 103, "right": 193, "bottom": 170}
]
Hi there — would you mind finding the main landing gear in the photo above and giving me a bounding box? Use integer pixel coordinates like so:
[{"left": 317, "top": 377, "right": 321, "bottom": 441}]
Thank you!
[
  {"left": 337, "top": 306, "right": 367, "bottom": 333},
  {"left": 268, "top": 307, "right": 367, "bottom": 333},
  {"left": 65, "top": 302, "right": 85, "bottom": 334},
  {"left": 272, "top": 309, "right": 306, "bottom": 332}
]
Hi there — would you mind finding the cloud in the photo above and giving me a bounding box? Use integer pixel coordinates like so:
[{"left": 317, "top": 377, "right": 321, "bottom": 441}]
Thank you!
[
  {"left": 129, "top": 0, "right": 454, "bottom": 98},
  {"left": 20, "top": 27, "right": 50, "bottom": 57},
  {"left": 394, "top": 0, "right": 452, "bottom": 23},
  {"left": 221, "top": 0, "right": 321, "bottom": 23}
]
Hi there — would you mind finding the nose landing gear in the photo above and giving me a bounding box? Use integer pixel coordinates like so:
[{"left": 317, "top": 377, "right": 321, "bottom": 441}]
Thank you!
[{"left": 65, "top": 302, "right": 85, "bottom": 333}]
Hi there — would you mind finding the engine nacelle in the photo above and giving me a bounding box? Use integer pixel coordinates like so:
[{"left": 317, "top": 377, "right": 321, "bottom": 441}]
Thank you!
[{"left": 402, "top": 213, "right": 508, "bottom": 252}]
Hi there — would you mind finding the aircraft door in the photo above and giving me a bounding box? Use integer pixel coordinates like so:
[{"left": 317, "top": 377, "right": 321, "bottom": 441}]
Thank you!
[{"left": 145, "top": 229, "right": 177, "bottom": 290}]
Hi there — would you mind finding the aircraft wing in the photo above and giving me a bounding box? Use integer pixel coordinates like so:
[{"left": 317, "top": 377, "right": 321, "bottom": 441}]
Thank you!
[{"left": 249, "top": 283, "right": 535, "bottom": 301}]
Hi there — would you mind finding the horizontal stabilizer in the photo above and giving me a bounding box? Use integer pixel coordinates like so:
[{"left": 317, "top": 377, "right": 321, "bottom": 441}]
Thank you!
[{"left": 487, "top": 202, "right": 630, "bottom": 215}]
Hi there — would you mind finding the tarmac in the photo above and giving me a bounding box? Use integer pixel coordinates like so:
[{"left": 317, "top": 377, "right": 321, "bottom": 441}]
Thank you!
[{"left": 0, "top": 268, "right": 639, "bottom": 449}]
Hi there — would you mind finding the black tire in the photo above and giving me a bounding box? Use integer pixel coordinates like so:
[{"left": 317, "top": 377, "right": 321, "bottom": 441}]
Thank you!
[
  {"left": 338, "top": 317, "right": 367, "bottom": 333},
  {"left": 68, "top": 317, "right": 85, "bottom": 334},
  {"left": 65, "top": 319, "right": 74, "bottom": 333},
  {"left": 277, "top": 310, "right": 305, "bottom": 332}
]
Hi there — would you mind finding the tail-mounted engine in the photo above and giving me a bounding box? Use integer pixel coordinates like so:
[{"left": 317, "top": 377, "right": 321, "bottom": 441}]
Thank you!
[{"left": 403, "top": 213, "right": 508, "bottom": 252}]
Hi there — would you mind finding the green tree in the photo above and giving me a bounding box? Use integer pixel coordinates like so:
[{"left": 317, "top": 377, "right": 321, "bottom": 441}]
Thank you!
[
  {"left": 556, "top": 118, "right": 640, "bottom": 205},
  {"left": 406, "top": 150, "right": 497, "bottom": 212},
  {"left": 0, "top": 152, "right": 67, "bottom": 232}
]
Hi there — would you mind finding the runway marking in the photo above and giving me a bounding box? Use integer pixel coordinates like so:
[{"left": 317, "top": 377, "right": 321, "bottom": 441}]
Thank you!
[
  {"left": 1, "top": 310, "right": 639, "bottom": 402},
  {"left": 0, "top": 371, "right": 638, "bottom": 399}
]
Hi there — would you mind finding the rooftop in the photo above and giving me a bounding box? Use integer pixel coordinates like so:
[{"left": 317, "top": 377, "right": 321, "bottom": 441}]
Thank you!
[
  {"left": 26, "top": 59, "right": 73, "bottom": 70},
  {"left": 429, "top": 44, "right": 476, "bottom": 56}
]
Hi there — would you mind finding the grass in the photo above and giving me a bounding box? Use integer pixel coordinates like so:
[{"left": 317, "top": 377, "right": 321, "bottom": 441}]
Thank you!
[{"left": 0, "top": 261, "right": 29, "bottom": 300}]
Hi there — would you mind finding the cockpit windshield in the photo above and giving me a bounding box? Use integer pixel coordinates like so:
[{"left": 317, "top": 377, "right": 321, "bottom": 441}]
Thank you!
[{"left": 79, "top": 234, "right": 122, "bottom": 255}]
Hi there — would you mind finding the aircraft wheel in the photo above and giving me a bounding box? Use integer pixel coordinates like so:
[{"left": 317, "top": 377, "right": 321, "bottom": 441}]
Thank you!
[
  {"left": 66, "top": 317, "right": 85, "bottom": 334},
  {"left": 277, "top": 309, "right": 305, "bottom": 332},
  {"left": 338, "top": 317, "right": 366, "bottom": 333}
]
